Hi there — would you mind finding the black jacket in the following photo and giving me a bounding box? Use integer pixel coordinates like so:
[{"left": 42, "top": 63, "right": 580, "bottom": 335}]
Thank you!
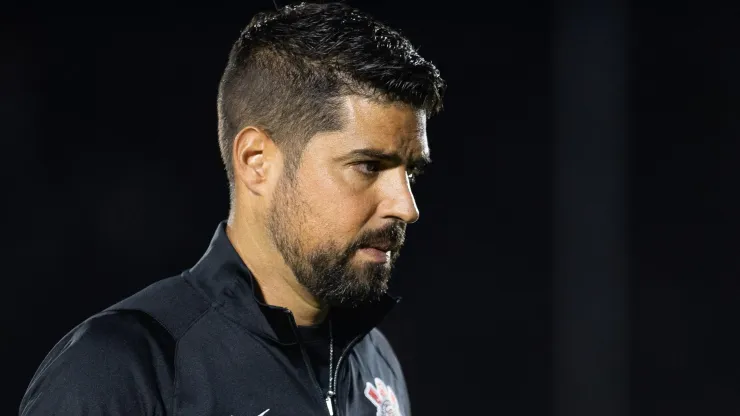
[{"left": 20, "top": 222, "right": 410, "bottom": 416}]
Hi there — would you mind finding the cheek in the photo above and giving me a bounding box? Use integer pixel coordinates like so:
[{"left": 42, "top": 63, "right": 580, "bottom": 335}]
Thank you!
[{"left": 299, "top": 169, "right": 375, "bottom": 238}]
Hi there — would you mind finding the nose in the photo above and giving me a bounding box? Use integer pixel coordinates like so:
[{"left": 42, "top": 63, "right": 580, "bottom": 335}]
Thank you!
[{"left": 378, "top": 168, "right": 420, "bottom": 224}]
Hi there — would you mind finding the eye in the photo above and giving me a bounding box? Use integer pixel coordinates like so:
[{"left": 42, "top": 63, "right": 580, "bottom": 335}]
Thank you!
[{"left": 354, "top": 161, "right": 381, "bottom": 176}]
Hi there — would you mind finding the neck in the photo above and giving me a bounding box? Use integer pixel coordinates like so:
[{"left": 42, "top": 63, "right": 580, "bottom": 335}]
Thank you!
[{"left": 226, "top": 209, "right": 329, "bottom": 327}]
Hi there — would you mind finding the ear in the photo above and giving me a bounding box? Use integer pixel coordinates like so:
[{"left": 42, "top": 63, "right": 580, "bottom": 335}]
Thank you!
[{"left": 232, "top": 126, "right": 278, "bottom": 196}]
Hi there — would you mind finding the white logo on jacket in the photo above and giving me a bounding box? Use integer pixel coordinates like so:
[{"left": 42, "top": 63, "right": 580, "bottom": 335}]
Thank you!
[{"left": 363, "top": 377, "right": 402, "bottom": 416}]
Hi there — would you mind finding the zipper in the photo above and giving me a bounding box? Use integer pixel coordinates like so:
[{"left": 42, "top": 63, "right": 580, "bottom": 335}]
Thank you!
[
  {"left": 297, "top": 339, "right": 331, "bottom": 414},
  {"left": 286, "top": 313, "right": 333, "bottom": 415},
  {"left": 288, "top": 310, "right": 372, "bottom": 416},
  {"left": 328, "top": 333, "right": 364, "bottom": 416}
]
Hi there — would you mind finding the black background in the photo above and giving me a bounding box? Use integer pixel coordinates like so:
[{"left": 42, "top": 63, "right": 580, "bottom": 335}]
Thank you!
[{"left": 2, "top": 1, "right": 739, "bottom": 414}]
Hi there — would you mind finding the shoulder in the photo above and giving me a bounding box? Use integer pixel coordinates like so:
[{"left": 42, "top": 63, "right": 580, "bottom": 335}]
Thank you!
[
  {"left": 20, "top": 310, "right": 176, "bottom": 415},
  {"left": 367, "top": 328, "right": 398, "bottom": 358},
  {"left": 367, "top": 327, "right": 394, "bottom": 350},
  {"left": 107, "top": 273, "right": 212, "bottom": 339},
  {"left": 363, "top": 328, "right": 404, "bottom": 377},
  {"left": 68, "top": 309, "right": 177, "bottom": 363}
]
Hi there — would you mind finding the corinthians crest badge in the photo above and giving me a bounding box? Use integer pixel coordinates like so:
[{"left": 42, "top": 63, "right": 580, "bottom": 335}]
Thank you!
[{"left": 363, "top": 377, "right": 402, "bottom": 416}]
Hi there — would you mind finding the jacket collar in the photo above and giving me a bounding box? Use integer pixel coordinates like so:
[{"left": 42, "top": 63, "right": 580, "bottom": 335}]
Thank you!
[{"left": 187, "top": 221, "right": 399, "bottom": 345}]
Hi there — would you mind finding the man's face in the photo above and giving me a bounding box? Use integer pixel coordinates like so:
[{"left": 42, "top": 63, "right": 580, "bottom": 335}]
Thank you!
[{"left": 267, "top": 95, "right": 429, "bottom": 307}]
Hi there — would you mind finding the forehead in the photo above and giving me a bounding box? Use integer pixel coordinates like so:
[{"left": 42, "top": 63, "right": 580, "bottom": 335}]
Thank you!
[{"left": 311, "top": 95, "right": 429, "bottom": 158}]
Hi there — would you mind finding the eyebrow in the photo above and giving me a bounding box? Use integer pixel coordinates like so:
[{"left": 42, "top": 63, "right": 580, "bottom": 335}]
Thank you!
[{"left": 343, "top": 148, "right": 432, "bottom": 169}]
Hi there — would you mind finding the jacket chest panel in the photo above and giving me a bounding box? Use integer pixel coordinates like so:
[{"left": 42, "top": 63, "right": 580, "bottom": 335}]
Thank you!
[{"left": 172, "top": 319, "right": 326, "bottom": 416}]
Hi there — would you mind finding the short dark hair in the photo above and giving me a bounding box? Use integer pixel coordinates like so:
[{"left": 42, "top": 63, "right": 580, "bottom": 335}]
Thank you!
[{"left": 217, "top": 2, "right": 446, "bottom": 194}]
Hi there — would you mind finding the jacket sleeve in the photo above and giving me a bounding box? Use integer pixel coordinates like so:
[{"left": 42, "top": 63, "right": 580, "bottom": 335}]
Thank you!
[{"left": 19, "top": 311, "right": 176, "bottom": 416}]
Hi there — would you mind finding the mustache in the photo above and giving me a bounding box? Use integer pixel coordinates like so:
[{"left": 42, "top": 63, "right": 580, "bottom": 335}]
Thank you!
[{"left": 351, "top": 223, "right": 406, "bottom": 252}]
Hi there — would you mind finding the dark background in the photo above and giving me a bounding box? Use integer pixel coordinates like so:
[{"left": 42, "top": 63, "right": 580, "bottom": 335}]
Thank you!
[{"left": 2, "top": 1, "right": 739, "bottom": 415}]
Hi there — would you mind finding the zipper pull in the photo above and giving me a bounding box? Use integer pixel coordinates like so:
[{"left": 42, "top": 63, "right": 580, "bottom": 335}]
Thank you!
[{"left": 325, "top": 396, "right": 334, "bottom": 416}]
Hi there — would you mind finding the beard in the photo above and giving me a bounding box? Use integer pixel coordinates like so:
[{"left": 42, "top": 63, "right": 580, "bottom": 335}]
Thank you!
[{"left": 266, "top": 175, "right": 405, "bottom": 308}]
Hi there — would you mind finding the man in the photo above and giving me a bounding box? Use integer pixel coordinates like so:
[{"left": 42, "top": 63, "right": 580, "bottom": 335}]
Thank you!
[{"left": 19, "top": 2, "right": 445, "bottom": 415}]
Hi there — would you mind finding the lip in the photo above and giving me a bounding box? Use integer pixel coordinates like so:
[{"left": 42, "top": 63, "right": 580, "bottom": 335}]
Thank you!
[
  {"left": 363, "top": 241, "right": 393, "bottom": 252},
  {"left": 370, "top": 245, "right": 391, "bottom": 252}
]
